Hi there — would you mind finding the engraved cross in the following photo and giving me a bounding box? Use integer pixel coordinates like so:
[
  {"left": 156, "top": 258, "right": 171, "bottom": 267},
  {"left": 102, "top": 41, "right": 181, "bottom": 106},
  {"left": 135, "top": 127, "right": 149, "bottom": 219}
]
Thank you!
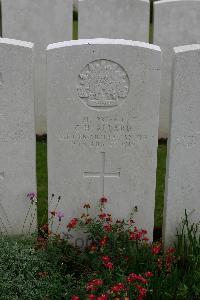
[{"left": 84, "top": 152, "right": 120, "bottom": 196}]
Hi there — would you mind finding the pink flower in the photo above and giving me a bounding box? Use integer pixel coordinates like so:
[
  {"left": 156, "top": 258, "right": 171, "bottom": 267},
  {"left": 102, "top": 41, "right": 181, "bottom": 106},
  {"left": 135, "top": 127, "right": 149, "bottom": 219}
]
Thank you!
[
  {"left": 27, "top": 192, "right": 36, "bottom": 203},
  {"left": 56, "top": 211, "right": 64, "bottom": 222}
]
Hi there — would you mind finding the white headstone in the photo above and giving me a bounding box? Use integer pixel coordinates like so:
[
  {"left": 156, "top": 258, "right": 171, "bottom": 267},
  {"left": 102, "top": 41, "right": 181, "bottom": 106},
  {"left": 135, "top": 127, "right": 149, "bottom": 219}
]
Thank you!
[
  {"left": 164, "top": 44, "right": 200, "bottom": 245},
  {"left": 79, "top": 0, "right": 150, "bottom": 42},
  {"left": 1, "top": 0, "right": 73, "bottom": 135},
  {"left": 154, "top": 0, "right": 200, "bottom": 138},
  {"left": 0, "top": 38, "right": 36, "bottom": 235},
  {"left": 47, "top": 39, "right": 161, "bottom": 243}
]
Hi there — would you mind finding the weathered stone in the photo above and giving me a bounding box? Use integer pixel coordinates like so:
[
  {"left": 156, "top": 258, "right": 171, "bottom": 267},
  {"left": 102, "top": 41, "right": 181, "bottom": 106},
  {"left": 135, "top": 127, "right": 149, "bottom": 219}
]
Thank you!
[
  {"left": 79, "top": 0, "right": 150, "bottom": 42},
  {"left": 47, "top": 39, "right": 161, "bottom": 243},
  {"left": 154, "top": 0, "right": 200, "bottom": 138},
  {"left": 164, "top": 44, "right": 200, "bottom": 245},
  {"left": 0, "top": 38, "right": 36, "bottom": 234},
  {"left": 1, "top": 0, "right": 73, "bottom": 134}
]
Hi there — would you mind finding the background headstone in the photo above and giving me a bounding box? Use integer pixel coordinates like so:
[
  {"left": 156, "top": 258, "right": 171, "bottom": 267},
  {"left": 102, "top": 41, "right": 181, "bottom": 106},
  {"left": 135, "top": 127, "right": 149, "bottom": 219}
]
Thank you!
[
  {"left": 0, "top": 38, "right": 36, "bottom": 234},
  {"left": 78, "top": 0, "right": 150, "bottom": 42},
  {"left": 47, "top": 39, "right": 161, "bottom": 243},
  {"left": 1, "top": 0, "right": 73, "bottom": 135},
  {"left": 154, "top": 0, "right": 200, "bottom": 138},
  {"left": 164, "top": 44, "right": 200, "bottom": 245}
]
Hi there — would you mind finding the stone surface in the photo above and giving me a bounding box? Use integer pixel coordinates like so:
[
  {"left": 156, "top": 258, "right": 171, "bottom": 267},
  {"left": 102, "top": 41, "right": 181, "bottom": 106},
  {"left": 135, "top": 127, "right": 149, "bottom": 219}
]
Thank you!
[
  {"left": 1, "top": 0, "right": 73, "bottom": 135},
  {"left": 164, "top": 44, "right": 200, "bottom": 245},
  {"left": 47, "top": 39, "right": 161, "bottom": 243},
  {"left": 79, "top": 0, "right": 150, "bottom": 42},
  {"left": 154, "top": 0, "right": 200, "bottom": 138},
  {"left": 0, "top": 38, "right": 36, "bottom": 235}
]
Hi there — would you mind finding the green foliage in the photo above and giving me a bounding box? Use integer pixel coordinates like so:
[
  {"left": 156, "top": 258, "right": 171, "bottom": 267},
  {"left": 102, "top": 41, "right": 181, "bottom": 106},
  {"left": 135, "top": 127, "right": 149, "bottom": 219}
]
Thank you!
[{"left": 0, "top": 208, "right": 200, "bottom": 299}]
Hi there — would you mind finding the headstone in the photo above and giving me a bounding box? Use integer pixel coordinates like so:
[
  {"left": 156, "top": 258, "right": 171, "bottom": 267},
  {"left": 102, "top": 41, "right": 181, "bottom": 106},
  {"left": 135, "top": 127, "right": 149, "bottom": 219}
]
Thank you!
[
  {"left": 47, "top": 39, "right": 161, "bottom": 243},
  {"left": 1, "top": 0, "right": 73, "bottom": 135},
  {"left": 153, "top": 0, "right": 200, "bottom": 138},
  {"left": 164, "top": 44, "right": 200, "bottom": 245},
  {"left": 0, "top": 38, "right": 36, "bottom": 235},
  {"left": 79, "top": 0, "right": 150, "bottom": 42}
]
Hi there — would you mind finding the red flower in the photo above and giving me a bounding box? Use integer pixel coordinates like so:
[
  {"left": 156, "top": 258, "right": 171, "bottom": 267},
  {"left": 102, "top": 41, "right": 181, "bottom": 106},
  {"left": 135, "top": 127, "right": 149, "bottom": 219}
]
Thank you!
[
  {"left": 127, "top": 273, "right": 147, "bottom": 284},
  {"left": 50, "top": 211, "right": 56, "bottom": 216},
  {"left": 101, "top": 256, "right": 110, "bottom": 264},
  {"left": 136, "top": 286, "right": 147, "bottom": 300},
  {"left": 88, "top": 295, "right": 96, "bottom": 300},
  {"left": 110, "top": 282, "right": 125, "bottom": 293},
  {"left": 104, "top": 262, "right": 114, "bottom": 269},
  {"left": 166, "top": 247, "right": 176, "bottom": 255},
  {"left": 99, "top": 213, "right": 107, "bottom": 220},
  {"left": 106, "top": 214, "right": 112, "bottom": 222},
  {"left": 89, "top": 243, "right": 97, "bottom": 252},
  {"left": 151, "top": 244, "right": 162, "bottom": 255},
  {"left": 99, "top": 236, "right": 109, "bottom": 247},
  {"left": 100, "top": 197, "right": 108, "bottom": 204},
  {"left": 71, "top": 296, "right": 80, "bottom": 300},
  {"left": 144, "top": 271, "right": 153, "bottom": 278},
  {"left": 67, "top": 218, "right": 78, "bottom": 229},
  {"left": 103, "top": 224, "right": 112, "bottom": 232},
  {"left": 87, "top": 279, "right": 103, "bottom": 291},
  {"left": 97, "top": 294, "right": 108, "bottom": 300}
]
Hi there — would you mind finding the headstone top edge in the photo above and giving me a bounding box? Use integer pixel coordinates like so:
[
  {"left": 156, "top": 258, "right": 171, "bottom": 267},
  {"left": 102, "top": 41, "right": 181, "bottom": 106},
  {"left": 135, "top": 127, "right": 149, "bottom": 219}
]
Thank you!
[
  {"left": 154, "top": 0, "right": 200, "bottom": 7},
  {"left": 47, "top": 38, "right": 161, "bottom": 52},
  {"left": 79, "top": 0, "right": 150, "bottom": 3},
  {"left": 0, "top": 38, "right": 34, "bottom": 49},
  {"left": 174, "top": 44, "right": 200, "bottom": 54}
]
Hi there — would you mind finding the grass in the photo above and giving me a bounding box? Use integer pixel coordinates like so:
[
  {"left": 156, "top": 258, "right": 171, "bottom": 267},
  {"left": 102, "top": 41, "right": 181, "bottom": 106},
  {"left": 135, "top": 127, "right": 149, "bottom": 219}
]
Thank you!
[{"left": 36, "top": 140, "right": 167, "bottom": 229}]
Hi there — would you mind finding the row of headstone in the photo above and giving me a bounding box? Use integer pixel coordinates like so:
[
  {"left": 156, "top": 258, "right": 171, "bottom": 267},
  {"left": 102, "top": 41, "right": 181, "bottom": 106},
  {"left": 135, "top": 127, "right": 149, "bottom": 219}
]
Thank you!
[
  {"left": 2, "top": 0, "right": 200, "bottom": 138},
  {"left": 1, "top": 0, "right": 73, "bottom": 135},
  {"left": 0, "top": 38, "right": 36, "bottom": 234},
  {"left": 1, "top": 36, "right": 199, "bottom": 245},
  {"left": 78, "top": 0, "right": 200, "bottom": 138}
]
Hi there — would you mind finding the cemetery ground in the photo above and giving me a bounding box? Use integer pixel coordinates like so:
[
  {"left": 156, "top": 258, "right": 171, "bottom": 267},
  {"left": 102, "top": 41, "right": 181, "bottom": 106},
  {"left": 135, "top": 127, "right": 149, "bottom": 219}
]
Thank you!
[
  {"left": 1, "top": 181, "right": 200, "bottom": 299},
  {"left": 1, "top": 140, "right": 199, "bottom": 299}
]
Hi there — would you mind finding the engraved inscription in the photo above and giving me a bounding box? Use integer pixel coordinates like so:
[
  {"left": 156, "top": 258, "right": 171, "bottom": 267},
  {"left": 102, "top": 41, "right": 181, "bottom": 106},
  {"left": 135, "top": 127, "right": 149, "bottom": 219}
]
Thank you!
[
  {"left": 77, "top": 60, "right": 130, "bottom": 110},
  {"left": 59, "top": 115, "right": 149, "bottom": 148},
  {"left": 177, "top": 135, "right": 197, "bottom": 148}
]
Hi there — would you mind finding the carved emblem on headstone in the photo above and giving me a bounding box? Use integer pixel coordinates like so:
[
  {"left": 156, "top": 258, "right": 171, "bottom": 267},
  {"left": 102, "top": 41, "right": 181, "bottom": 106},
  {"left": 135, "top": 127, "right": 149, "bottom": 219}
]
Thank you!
[{"left": 77, "top": 59, "right": 130, "bottom": 109}]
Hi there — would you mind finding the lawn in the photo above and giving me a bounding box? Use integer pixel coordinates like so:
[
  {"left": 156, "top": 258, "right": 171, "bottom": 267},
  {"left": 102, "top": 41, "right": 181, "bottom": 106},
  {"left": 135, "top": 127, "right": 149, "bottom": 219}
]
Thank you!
[{"left": 36, "top": 140, "right": 167, "bottom": 229}]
